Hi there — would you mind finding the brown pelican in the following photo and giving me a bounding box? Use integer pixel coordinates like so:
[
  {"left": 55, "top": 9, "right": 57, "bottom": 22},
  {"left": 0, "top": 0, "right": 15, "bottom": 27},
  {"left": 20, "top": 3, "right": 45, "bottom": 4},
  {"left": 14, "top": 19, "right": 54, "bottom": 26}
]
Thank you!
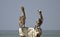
[
  {"left": 19, "top": 6, "right": 26, "bottom": 28},
  {"left": 35, "top": 10, "right": 43, "bottom": 28}
]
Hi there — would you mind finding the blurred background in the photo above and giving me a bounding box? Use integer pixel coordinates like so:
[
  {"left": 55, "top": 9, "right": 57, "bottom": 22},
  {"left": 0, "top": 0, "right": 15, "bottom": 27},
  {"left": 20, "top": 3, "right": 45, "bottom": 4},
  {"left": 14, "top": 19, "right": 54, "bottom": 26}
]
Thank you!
[{"left": 0, "top": 0, "right": 60, "bottom": 30}]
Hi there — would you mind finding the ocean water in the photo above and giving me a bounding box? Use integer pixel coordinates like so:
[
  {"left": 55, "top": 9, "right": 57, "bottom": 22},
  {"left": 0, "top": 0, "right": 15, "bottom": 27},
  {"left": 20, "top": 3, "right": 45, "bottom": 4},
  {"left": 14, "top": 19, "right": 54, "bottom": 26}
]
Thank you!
[{"left": 0, "top": 30, "right": 60, "bottom": 37}]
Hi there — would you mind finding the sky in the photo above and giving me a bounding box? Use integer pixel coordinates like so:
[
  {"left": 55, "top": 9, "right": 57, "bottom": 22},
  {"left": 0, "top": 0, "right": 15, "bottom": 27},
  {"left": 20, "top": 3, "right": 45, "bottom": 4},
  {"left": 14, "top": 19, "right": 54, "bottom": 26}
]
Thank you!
[{"left": 0, "top": 0, "right": 60, "bottom": 30}]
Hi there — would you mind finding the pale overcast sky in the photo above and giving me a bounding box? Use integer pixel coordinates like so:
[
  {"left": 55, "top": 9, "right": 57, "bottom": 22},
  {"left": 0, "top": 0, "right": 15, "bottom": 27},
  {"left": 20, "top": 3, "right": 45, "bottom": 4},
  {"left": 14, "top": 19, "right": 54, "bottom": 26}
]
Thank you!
[{"left": 0, "top": 0, "right": 60, "bottom": 30}]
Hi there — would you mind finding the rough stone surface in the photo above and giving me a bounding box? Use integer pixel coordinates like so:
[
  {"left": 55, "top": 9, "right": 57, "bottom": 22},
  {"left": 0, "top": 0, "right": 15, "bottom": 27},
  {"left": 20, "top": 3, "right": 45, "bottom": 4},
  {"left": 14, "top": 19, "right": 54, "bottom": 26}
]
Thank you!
[{"left": 19, "top": 27, "right": 42, "bottom": 37}]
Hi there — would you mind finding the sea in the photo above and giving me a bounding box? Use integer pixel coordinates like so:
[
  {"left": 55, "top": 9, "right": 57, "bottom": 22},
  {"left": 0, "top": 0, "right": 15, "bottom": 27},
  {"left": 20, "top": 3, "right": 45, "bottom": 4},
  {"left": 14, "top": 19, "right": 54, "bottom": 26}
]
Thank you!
[{"left": 0, "top": 30, "right": 60, "bottom": 37}]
